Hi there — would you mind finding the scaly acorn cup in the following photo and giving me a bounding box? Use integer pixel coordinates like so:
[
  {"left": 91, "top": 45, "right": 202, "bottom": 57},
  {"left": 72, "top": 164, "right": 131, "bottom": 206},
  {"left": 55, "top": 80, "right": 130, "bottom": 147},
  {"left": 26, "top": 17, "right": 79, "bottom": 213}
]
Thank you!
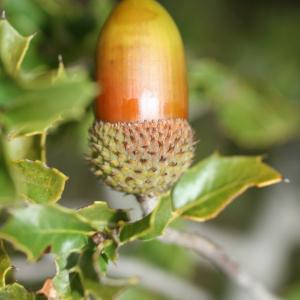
[{"left": 89, "top": 0, "right": 195, "bottom": 197}]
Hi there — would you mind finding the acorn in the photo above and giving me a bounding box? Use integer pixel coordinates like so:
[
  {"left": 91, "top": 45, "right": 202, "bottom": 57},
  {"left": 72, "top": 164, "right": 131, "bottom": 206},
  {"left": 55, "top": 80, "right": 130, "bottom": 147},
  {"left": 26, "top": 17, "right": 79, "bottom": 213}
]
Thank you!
[{"left": 88, "top": 0, "right": 195, "bottom": 197}]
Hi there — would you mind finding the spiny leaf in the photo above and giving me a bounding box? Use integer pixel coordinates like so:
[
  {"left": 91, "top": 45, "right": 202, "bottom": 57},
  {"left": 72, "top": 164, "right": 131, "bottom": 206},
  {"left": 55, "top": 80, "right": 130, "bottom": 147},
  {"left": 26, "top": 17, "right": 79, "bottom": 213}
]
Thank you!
[
  {"left": 53, "top": 248, "right": 131, "bottom": 300},
  {"left": 12, "top": 160, "right": 68, "bottom": 204},
  {"left": 0, "top": 19, "right": 97, "bottom": 139},
  {"left": 0, "top": 19, "right": 33, "bottom": 76},
  {"left": 78, "top": 201, "right": 128, "bottom": 230},
  {"left": 2, "top": 71, "right": 97, "bottom": 138},
  {"left": 0, "top": 204, "right": 95, "bottom": 261},
  {"left": 172, "top": 154, "right": 282, "bottom": 222},
  {"left": 190, "top": 59, "right": 300, "bottom": 148}
]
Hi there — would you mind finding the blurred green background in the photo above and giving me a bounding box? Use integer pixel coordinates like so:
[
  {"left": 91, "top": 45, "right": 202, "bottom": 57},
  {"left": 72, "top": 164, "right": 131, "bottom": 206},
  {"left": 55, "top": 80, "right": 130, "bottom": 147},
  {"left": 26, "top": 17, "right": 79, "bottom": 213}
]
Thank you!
[{"left": 1, "top": 0, "right": 300, "bottom": 299}]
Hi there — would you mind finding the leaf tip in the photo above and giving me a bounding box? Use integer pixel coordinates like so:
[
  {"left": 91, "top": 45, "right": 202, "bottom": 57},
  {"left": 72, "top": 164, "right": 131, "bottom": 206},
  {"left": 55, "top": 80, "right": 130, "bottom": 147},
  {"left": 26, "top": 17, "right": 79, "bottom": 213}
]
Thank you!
[{"left": 257, "top": 176, "right": 283, "bottom": 188}]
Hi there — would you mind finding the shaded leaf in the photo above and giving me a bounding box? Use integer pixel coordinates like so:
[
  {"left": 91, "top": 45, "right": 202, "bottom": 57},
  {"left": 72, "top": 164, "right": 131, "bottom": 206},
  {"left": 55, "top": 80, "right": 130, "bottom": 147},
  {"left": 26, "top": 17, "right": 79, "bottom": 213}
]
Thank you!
[
  {"left": 0, "top": 283, "right": 35, "bottom": 300},
  {"left": 190, "top": 59, "right": 300, "bottom": 148},
  {"left": 0, "top": 76, "right": 23, "bottom": 108},
  {"left": 0, "top": 204, "right": 94, "bottom": 261},
  {"left": 52, "top": 269, "right": 83, "bottom": 300},
  {"left": 78, "top": 201, "right": 128, "bottom": 231},
  {"left": 54, "top": 248, "right": 130, "bottom": 300},
  {"left": 12, "top": 160, "right": 68, "bottom": 204},
  {"left": 0, "top": 241, "right": 12, "bottom": 288},
  {"left": 120, "top": 196, "right": 175, "bottom": 243},
  {"left": 77, "top": 249, "right": 129, "bottom": 300},
  {"left": 172, "top": 154, "right": 282, "bottom": 221},
  {"left": 0, "top": 137, "right": 16, "bottom": 204}
]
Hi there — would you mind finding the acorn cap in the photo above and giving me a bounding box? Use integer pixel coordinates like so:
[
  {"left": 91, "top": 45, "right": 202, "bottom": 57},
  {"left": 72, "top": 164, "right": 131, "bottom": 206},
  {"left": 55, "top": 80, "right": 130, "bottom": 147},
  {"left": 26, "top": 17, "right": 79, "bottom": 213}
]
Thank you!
[{"left": 89, "top": 119, "right": 194, "bottom": 196}]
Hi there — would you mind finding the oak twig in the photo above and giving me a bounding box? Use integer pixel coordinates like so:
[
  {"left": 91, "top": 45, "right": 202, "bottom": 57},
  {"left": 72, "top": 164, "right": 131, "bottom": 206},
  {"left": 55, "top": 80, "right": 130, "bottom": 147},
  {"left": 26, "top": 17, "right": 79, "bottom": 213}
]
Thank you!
[{"left": 159, "top": 228, "right": 282, "bottom": 300}]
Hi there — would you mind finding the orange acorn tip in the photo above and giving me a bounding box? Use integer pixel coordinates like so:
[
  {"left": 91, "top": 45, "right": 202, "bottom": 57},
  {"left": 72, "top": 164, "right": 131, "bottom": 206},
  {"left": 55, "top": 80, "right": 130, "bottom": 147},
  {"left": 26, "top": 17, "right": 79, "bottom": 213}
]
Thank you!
[{"left": 95, "top": 0, "right": 188, "bottom": 123}]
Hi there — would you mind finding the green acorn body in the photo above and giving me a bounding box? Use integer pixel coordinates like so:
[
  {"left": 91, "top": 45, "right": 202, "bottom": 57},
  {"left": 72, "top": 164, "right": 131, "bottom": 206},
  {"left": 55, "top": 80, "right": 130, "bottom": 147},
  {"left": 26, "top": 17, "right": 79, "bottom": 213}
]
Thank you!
[{"left": 89, "top": 0, "right": 195, "bottom": 197}]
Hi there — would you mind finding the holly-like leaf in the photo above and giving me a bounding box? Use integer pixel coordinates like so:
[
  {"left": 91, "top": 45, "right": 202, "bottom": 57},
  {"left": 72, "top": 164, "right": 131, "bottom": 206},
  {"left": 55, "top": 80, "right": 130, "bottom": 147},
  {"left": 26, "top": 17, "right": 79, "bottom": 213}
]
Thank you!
[
  {"left": 53, "top": 248, "right": 130, "bottom": 300},
  {"left": 0, "top": 18, "right": 33, "bottom": 76},
  {"left": 0, "top": 241, "right": 12, "bottom": 288},
  {"left": 0, "top": 283, "right": 35, "bottom": 300},
  {"left": 2, "top": 71, "right": 97, "bottom": 138},
  {"left": 190, "top": 59, "right": 300, "bottom": 148},
  {"left": 120, "top": 196, "right": 175, "bottom": 243},
  {"left": 172, "top": 154, "right": 282, "bottom": 221},
  {"left": 12, "top": 160, "right": 68, "bottom": 204},
  {"left": 0, "top": 204, "right": 95, "bottom": 261},
  {"left": 0, "top": 19, "right": 97, "bottom": 139},
  {"left": 78, "top": 201, "right": 128, "bottom": 230}
]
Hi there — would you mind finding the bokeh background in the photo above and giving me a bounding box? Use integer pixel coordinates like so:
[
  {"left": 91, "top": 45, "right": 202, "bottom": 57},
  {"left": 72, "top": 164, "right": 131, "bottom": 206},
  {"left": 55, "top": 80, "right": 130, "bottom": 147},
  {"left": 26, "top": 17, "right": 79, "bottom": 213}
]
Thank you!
[{"left": 1, "top": 0, "right": 300, "bottom": 299}]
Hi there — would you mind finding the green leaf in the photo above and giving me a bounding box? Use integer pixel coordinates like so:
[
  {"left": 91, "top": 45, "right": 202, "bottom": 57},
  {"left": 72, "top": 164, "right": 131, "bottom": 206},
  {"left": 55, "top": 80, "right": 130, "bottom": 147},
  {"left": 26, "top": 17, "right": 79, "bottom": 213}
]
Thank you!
[
  {"left": 0, "top": 76, "right": 23, "bottom": 108},
  {"left": 0, "top": 241, "right": 12, "bottom": 288},
  {"left": 0, "top": 167, "right": 15, "bottom": 203},
  {"left": 120, "top": 196, "right": 175, "bottom": 243},
  {"left": 119, "top": 287, "right": 169, "bottom": 300},
  {"left": 2, "top": 71, "right": 97, "bottom": 138},
  {"left": 78, "top": 201, "right": 128, "bottom": 230},
  {"left": 0, "top": 19, "right": 97, "bottom": 138},
  {"left": 190, "top": 59, "right": 300, "bottom": 148},
  {"left": 77, "top": 249, "right": 129, "bottom": 300},
  {"left": 53, "top": 269, "right": 83, "bottom": 300},
  {"left": 5, "top": 136, "right": 43, "bottom": 161},
  {"left": 172, "top": 154, "right": 282, "bottom": 221},
  {"left": 0, "top": 137, "right": 16, "bottom": 204},
  {"left": 12, "top": 160, "right": 68, "bottom": 204},
  {"left": 0, "top": 283, "right": 35, "bottom": 300},
  {"left": 0, "top": 19, "right": 33, "bottom": 76},
  {"left": 0, "top": 204, "right": 95, "bottom": 261},
  {"left": 286, "top": 283, "right": 300, "bottom": 300}
]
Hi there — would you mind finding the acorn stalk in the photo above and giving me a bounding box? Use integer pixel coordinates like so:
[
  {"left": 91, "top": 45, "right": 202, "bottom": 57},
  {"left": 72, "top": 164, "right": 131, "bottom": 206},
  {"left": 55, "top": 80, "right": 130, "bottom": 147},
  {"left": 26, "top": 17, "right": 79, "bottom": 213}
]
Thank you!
[{"left": 89, "top": 0, "right": 195, "bottom": 197}]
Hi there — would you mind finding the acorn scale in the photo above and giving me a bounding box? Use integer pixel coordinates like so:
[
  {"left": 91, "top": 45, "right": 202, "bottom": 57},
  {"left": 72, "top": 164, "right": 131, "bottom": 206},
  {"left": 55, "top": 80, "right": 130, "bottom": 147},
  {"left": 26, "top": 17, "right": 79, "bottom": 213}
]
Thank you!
[{"left": 89, "top": 0, "right": 195, "bottom": 197}]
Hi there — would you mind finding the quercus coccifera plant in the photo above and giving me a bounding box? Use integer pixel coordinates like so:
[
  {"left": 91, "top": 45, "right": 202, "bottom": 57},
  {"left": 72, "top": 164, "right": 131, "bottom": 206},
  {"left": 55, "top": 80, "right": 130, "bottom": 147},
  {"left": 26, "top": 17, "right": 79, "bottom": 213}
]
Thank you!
[
  {"left": 0, "top": 1, "right": 285, "bottom": 299},
  {"left": 88, "top": 0, "right": 195, "bottom": 198}
]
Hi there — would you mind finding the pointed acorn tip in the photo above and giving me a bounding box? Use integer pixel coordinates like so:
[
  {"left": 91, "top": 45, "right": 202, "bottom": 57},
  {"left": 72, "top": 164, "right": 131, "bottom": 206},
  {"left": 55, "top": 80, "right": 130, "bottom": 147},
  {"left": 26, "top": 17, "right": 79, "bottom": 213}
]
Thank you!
[{"left": 96, "top": 0, "right": 188, "bottom": 123}]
